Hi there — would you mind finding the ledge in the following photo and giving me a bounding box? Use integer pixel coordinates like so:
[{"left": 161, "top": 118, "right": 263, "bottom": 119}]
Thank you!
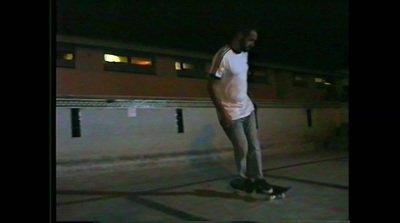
[{"left": 56, "top": 96, "right": 346, "bottom": 109}]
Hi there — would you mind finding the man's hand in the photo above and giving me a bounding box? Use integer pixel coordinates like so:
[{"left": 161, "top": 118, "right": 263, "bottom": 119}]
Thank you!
[{"left": 220, "top": 112, "right": 233, "bottom": 128}]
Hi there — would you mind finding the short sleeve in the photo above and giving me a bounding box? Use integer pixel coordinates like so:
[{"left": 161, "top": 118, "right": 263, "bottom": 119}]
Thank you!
[
  {"left": 209, "top": 46, "right": 230, "bottom": 79},
  {"left": 209, "top": 66, "right": 226, "bottom": 79}
]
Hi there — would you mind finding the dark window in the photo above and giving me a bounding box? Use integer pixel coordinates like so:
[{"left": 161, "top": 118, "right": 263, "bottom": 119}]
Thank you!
[
  {"left": 248, "top": 66, "right": 270, "bottom": 84},
  {"left": 176, "top": 109, "right": 184, "bottom": 133},
  {"left": 293, "top": 74, "right": 309, "bottom": 87},
  {"left": 306, "top": 109, "right": 312, "bottom": 127},
  {"left": 71, "top": 108, "right": 81, "bottom": 137}
]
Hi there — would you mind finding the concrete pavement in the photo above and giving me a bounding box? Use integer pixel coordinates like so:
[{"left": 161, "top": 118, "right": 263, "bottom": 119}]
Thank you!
[{"left": 55, "top": 149, "right": 349, "bottom": 222}]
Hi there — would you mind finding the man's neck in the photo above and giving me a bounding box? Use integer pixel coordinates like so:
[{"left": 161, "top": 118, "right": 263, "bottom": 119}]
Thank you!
[{"left": 229, "top": 40, "right": 242, "bottom": 54}]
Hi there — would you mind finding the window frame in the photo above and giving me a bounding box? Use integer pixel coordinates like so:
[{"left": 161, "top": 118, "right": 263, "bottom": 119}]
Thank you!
[
  {"left": 248, "top": 65, "right": 270, "bottom": 84},
  {"left": 103, "top": 49, "right": 156, "bottom": 75},
  {"left": 56, "top": 43, "right": 75, "bottom": 68},
  {"left": 292, "top": 73, "right": 309, "bottom": 87},
  {"left": 315, "top": 76, "right": 335, "bottom": 89},
  {"left": 175, "top": 57, "right": 207, "bottom": 79}
]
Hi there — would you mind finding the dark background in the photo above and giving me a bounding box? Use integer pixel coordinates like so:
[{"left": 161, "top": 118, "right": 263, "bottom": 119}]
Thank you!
[{"left": 56, "top": 0, "right": 348, "bottom": 71}]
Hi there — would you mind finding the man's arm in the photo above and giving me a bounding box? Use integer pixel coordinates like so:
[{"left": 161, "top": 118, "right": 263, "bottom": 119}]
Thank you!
[
  {"left": 207, "top": 77, "right": 233, "bottom": 127},
  {"left": 247, "top": 90, "right": 259, "bottom": 129}
]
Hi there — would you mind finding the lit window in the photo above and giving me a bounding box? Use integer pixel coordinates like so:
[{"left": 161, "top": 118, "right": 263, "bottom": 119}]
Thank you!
[
  {"left": 175, "top": 62, "right": 182, "bottom": 70},
  {"left": 182, "top": 63, "right": 194, "bottom": 69},
  {"left": 131, "top": 58, "right": 152, "bottom": 66},
  {"left": 315, "top": 77, "right": 334, "bottom": 88},
  {"left": 56, "top": 47, "right": 75, "bottom": 68},
  {"left": 57, "top": 50, "right": 74, "bottom": 61},
  {"left": 175, "top": 59, "right": 206, "bottom": 79},
  {"left": 104, "top": 52, "right": 155, "bottom": 74},
  {"left": 63, "top": 53, "right": 73, "bottom": 60},
  {"left": 175, "top": 62, "right": 195, "bottom": 70},
  {"left": 104, "top": 54, "right": 128, "bottom": 63}
]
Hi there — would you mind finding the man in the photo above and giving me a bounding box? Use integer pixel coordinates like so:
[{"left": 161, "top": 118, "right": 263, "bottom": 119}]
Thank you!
[{"left": 207, "top": 26, "right": 273, "bottom": 194}]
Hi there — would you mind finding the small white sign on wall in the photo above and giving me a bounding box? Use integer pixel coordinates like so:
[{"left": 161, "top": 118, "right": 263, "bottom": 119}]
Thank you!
[{"left": 127, "top": 108, "right": 137, "bottom": 117}]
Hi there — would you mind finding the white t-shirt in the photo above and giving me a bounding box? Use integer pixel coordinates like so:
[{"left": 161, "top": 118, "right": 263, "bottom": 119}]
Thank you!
[{"left": 209, "top": 45, "right": 255, "bottom": 121}]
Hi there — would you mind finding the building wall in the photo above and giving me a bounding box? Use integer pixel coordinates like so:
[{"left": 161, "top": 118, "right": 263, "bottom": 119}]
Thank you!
[
  {"left": 56, "top": 103, "right": 346, "bottom": 163},
  {"left": 56, "top": 41, "right": 345, "bottom": 101},
  {"left": 57, "top": 68, "right": 210, "bottom": 98}
]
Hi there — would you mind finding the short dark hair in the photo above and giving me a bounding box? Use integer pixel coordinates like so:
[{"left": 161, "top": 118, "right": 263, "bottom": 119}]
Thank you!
[{"left": 233, "top": 23, "right": 259, "bottom": 38}]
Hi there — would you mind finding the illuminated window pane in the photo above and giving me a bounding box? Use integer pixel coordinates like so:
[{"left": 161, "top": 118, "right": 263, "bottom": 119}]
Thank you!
[
  {"left": 104, "top": 54, "right": 128, "bottom": 63},
  {"left": 131, "top": 58, "right": 152, "bottom": 66},
  {"left": 175, "top": 62, "right": 182, "bottom": 70},
  {"left": 56, "top": 48, "right": 75, "bottom": 67},
  {"left": 182, "top": 63, "right": 194, "bottom": 69},
  {"left": 294, "top": 75, "right": 303, "bottom": 81},
  {"left": 315, "top": 78, "right": 324, "bottom": 83},
  {"left": 57, "top": 50, "right": 74, "bottom": 61},
  {"left": 63, "top": 53, "right": 74, "bottom": 60},
  {"left": 324, "top": 82, "right": 332, "bottom": 85}
]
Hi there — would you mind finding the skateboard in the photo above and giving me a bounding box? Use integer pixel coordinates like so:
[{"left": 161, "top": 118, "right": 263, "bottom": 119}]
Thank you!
[
  {"left": 257, "top": 184, "right": 291, "bottom": 199},
  {"left": 229, "top": 178, "right": 291, "bottom": 200}
]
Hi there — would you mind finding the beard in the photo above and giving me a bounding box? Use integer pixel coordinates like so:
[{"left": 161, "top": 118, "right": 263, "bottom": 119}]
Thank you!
[
  {"left": 240, "top": 40, "right": 252, "bottom": 52},
  {"left": 242, "top": 47, "right": 251, "bottom": 52}
]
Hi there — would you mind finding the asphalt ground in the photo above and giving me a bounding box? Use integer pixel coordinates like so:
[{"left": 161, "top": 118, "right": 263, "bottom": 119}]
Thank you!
[{"left": 55, "top": 149, "right": 349, "bottom": 223}]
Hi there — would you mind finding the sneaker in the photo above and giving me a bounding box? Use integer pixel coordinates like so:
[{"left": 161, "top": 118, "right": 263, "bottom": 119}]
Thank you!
[
  {"left": 254, "top": 178, "right": 273, "bottom": 194},
  {"left": 230, "top": 178, "right": 255, "bottom": 194}
]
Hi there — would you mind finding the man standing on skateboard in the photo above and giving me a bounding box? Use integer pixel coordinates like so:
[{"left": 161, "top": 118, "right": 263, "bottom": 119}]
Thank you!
[{"left": 207, "top": 25, "right": 273, "bottom": 194}]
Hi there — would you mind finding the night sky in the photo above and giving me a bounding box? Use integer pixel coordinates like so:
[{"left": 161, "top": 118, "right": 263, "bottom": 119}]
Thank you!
[{"left": 56, "top": 0, "right": 348, "bottom": 72}]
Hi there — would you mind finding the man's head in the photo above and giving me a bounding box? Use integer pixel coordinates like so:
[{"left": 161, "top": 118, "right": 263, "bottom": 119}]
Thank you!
[{"left": 232, "top": 25, "right": 259, "bottom": 52}]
